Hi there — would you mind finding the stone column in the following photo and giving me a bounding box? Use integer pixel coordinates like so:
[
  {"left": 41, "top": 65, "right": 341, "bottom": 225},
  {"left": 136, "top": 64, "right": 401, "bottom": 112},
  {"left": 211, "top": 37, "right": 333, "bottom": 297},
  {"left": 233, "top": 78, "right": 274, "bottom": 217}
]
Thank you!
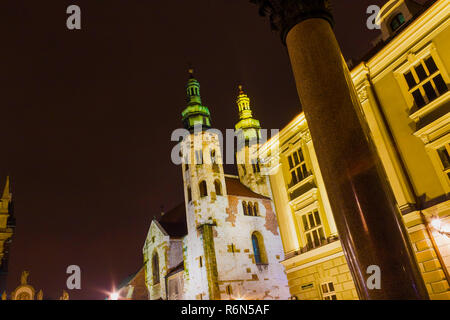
[{"left": 251, "top": 0, "right": 428, "bottom": 299}]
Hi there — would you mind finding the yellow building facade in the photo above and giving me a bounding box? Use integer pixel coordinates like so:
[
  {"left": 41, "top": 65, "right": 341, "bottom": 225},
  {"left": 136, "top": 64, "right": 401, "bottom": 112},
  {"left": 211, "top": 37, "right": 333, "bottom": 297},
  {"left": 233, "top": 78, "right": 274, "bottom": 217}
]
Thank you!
[{"left": 260, "top": 0, "right": 450, "bottom": 300}]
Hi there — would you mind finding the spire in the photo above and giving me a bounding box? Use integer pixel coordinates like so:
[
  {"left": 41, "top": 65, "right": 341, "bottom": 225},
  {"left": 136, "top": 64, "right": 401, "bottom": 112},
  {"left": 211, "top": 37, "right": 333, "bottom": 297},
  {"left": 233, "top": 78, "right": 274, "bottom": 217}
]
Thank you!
[
  {"left": 181, "top": 69, "right": 212, "bottom": 131},
  {"left": 1, "top": 176, "right": 11, "bottom": 200},
  {"left": 235, "top": 85, "right": 261, "bottom": 142}
]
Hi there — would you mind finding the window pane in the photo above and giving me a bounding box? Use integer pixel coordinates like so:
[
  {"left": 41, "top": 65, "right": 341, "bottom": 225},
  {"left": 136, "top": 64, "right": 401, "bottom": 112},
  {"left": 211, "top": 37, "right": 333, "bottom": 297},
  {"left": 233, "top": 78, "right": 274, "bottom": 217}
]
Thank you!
[
  {"left": 412, "top": 89, "right": 426, "bottom": 108},
  {"left": 313, "top": 230, "right": 320, "bottom": 247},
  {"left": 425, "top": 57, "right": 438, "bottom": 74},
  {"left": 319, "top": 228, "right": 325, "bottom": 242},
  {"left": 306, "top": 233, "right": 313, "bottom": 248},
  {"left": 302, "top": 215, "right": 309, "bottom": 231},
  {"left": 288, "top": 156, "right": 294, "bottom": 169},
  {"left": 314, "top": 211, "right": 321, "bottom": 226},
  {"left": 291, "top": 171, "right": 298, "bottom": 185},
  {"left": 322, "top": 284, "right": 328, "bottom": 293},
  {"left": 331, "top": 295, "right": 337, "bottom": 300},
  {"left": 433, "top": 74, "right": 448, "bottom": 95},
  {"left": 404, "top": 71, "right": 416, "bottom": 89},
  {"left": 437, "top": 147, "right": 450, "bottom": 170},
  {"left": 297, "top": 167, "right": 304, "bottom": 181},
  {"left": 298, "top": 149, "right": 305, "bottom": 162},
  {"left": 293, "top": 152, "right": 300, "bottom": 165},
  {"left": 423, "top": 81, "right": 437, "bottom": 102},
  {"left": 329, "top": 282, "right": 335, "bottom": 292},
  {"left": 414, "top": 64, "right": 427, "bottom": 82},
  {"left": 308, "top": 213, "right": 316, "bottom": 228}
]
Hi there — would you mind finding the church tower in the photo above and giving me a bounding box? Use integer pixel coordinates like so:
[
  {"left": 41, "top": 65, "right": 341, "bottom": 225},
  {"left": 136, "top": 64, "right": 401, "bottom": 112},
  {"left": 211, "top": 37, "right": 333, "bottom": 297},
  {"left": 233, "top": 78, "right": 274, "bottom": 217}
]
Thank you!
[
  {"left": 142, "top": 73, "right": 289, "bottom": 301},
  {"left": 235, "top": 86, "right": 270, "bottom": 197},
  {"left": 181, "top": 70, "right": 226, "bottom": 300},
  {"left": 0, "top": 177, "right": 15, "bottom": 292}
]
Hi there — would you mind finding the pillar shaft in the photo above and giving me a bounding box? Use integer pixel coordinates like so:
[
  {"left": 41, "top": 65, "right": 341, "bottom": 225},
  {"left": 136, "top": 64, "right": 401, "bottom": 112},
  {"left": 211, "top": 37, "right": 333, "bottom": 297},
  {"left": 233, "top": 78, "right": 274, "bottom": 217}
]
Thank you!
[
  {"left": 250, "top": 0, "right": 429, "bottom": 299},
  {"left": 284, "top": 18, "right": 428, "bottom": 299}
]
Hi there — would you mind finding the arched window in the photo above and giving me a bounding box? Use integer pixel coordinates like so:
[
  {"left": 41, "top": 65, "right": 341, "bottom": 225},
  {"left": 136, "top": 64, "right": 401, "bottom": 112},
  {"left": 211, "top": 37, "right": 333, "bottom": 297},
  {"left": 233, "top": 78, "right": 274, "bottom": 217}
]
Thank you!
[
  {"left": 242, "top": 201, "right": 248, "bottom": 215},
  {"left": 199, "top": 180, "right": 208, "bottom": 198},
  {"left": 248, "top": 202, "right": 254, "bottom": 216},
  {"left": 210, "top": 149, "right": 217, "bottom": 164},
  {"left": 187, "top": 186, "right": 192, "bottom": 202},
  {"left": 390, "top": 13, "right": 405, "bottom": 32},
  {"left": 254, "top": 203, "right": 259, "bottom": 216},
  {"left": 251, "top": 232, "right": 267, "bottom": 264},
  {"left": 214, "top": 180, "right": 222, "bottom": 196},
  {"left": 152, "top": 252, "right": 160, "bottom": 284}
]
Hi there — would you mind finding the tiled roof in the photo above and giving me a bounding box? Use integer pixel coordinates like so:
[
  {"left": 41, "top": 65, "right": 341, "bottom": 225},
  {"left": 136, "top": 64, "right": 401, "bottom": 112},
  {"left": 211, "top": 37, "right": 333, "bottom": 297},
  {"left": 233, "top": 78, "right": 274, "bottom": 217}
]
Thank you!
[
  {"left": 157, "top": 203, "right": 188, "bottom": 238},
  {"left": 224, "top": 176, "right": 270, "bottom": 200}
]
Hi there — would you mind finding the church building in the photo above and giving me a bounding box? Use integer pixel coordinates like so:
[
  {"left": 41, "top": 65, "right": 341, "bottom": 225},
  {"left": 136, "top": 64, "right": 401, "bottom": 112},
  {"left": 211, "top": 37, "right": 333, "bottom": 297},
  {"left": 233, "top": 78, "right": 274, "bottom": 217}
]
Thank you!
[{"left": 141, "top": 71, "right": 289, "bottom": 300}]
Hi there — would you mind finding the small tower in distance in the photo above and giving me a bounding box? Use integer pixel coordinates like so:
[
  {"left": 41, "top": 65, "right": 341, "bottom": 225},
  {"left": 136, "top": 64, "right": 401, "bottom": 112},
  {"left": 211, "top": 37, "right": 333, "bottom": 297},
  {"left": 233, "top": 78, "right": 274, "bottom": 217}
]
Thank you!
[
  {"left": 0, "top": 176, "right": 15, "bottom": 292},
  {"left": 235, "top": 85, "right": 270, "bottom": 197}
]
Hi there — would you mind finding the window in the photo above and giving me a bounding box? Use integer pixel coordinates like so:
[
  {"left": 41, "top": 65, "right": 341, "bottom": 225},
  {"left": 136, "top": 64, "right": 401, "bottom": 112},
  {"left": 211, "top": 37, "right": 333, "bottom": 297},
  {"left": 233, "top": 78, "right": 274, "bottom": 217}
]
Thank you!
[
  {"left": 195, "top": 150, "right": 203, "bottom": 165},
  {"left": 403, "top": 56, "right": 448, "bottom": 110},
  {"left": 214, "top": 180, "right": 222, "bottom": 196},
  {"left": 390, "top": 13, "right": 405, "bottom": 32},
  {"left": 288, "top": 147, "right": 309, "bottom": 187},
  {"left": 252, "top": 160, "right": 261, "bottom": 173},
  {"left": 321, "top": 282, "right": 337, "bottom": 300},
  {"left": 241, "top": 164, "right": 247, "bottom": 176},
  {"left": 199, "top": 256, "right": 203, "bottom": 268},
  {"left": 152, "top": 252, "right": 160, "bottom": 284},
  {"left": 251, "top": 232, "right": 267, "bottom": 264},
  {"left": 437, "top": 144, "right": 450, "bottom": 180},
  {"left": 248, "top": 202, "right": 254, "bottom": 216},
  {"left": 242, "top": 201, "right": 248, "bottom": 215},
  {"left": 301, "top": 210, "right": 326, "bottom": 249},
  {"left": 226, "top": 285, "right": 233, "bottom": 296},
  {"left": 254, "top": 203, "right": 259, "bottom": 217},
  {"left": 187, "top": 186, "right": 192, "bottom": 202},
  {"left": 210, "top": 149, "right": 217, "bottom": 164},
  {"left": 199, "top": 181, "right": 208, "bottom": 198}
]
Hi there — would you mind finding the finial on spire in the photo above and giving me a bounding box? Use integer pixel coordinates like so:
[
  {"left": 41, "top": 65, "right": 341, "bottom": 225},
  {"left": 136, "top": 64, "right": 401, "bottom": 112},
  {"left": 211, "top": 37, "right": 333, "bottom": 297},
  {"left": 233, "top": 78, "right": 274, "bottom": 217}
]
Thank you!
[
  {"left": 238, "top": 85, "right": 244, "bottom": 94},
  {"left": 2, "top": 176, "right": 11, "bottom": 200},
  {"left": 188, "top": 67, "right": 195, "bottom": 78}
]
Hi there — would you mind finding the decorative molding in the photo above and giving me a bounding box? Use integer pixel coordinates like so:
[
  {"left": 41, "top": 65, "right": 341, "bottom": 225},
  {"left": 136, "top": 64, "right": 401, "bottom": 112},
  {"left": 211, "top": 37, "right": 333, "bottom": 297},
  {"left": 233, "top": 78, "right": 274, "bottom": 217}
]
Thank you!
[{"left": 250, "top": 0, "right": 334, "bottom": 44}]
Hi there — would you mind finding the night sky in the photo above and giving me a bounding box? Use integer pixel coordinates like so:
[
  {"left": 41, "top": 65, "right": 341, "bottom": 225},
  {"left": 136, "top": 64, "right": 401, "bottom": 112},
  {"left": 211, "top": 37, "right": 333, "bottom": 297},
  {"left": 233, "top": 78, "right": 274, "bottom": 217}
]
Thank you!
[{"left": 0, "top": 0, "right": 400, "bottom": 299}]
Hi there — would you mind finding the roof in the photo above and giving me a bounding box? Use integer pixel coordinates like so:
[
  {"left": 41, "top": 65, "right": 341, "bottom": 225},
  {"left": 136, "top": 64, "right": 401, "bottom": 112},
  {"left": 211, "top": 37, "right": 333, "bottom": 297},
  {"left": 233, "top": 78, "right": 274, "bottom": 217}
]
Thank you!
[
  {"left": 118, "top": 266, "right": 148, "bottom": 300},
  {"left": 225, "top": 176, "right": 270, "bottom": 200},
  {"left": 354, "top": 0, "right": 437, "bottom": 65},
  {"left": 166, "top": 261, "right": 185, "bottom": 278},
  {"left": 156, "top": 203, "right": 188, "bottom": 238}
]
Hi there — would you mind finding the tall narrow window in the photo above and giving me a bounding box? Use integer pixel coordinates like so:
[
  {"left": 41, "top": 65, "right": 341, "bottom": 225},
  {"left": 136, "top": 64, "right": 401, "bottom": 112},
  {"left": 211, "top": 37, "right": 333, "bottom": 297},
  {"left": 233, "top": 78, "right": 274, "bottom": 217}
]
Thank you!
[
  {"left": 251, "top": 232, "right": 267, "bottom": 264},
  {"left": 241, "top": 164, "right": 247, "bottom": 176},
  {"left": 199, "top": 181, "right": 208, "bottom": 198},
  {"left": 252, "top": 160, "right": 261, "bottom": 173},
  {"left": 211, "top": 149, "right": 217, "bottom": 164},
  {"left": 248, "top": 202, "right": 254, "bottom": 216},
  {"left": 187, "top": 186, "right": 192, "bottom": 202},
  {"left": 437, "top": 144, "right": 450, "bottom": 180},
  {"left": 214, "top": 179, "right": 222, "bottom": 196},
  {"left": 242, "top": 201, "right": 248, "bottom": 215},
  {"left": 254, "top": 203, "right": 259, "bottom": 217},
  {"left": 152, "top": 252, "right": 160, "bottom": 284},
  {"left": 287, "top": 147, "right": 309, "bottom": 187},
  {"left": 195, "top": 150, "right": 203, "bottom": 165},
  {"left": 403, "top": 56, "right": 448, "bottom": 110}
]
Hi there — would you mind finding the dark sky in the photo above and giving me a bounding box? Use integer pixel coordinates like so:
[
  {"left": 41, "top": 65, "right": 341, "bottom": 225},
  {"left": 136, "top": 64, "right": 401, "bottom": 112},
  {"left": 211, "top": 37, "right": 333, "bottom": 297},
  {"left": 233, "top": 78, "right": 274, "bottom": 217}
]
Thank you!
[{"left": 0, "top": 0, "right": 395, "bottom": 299}]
